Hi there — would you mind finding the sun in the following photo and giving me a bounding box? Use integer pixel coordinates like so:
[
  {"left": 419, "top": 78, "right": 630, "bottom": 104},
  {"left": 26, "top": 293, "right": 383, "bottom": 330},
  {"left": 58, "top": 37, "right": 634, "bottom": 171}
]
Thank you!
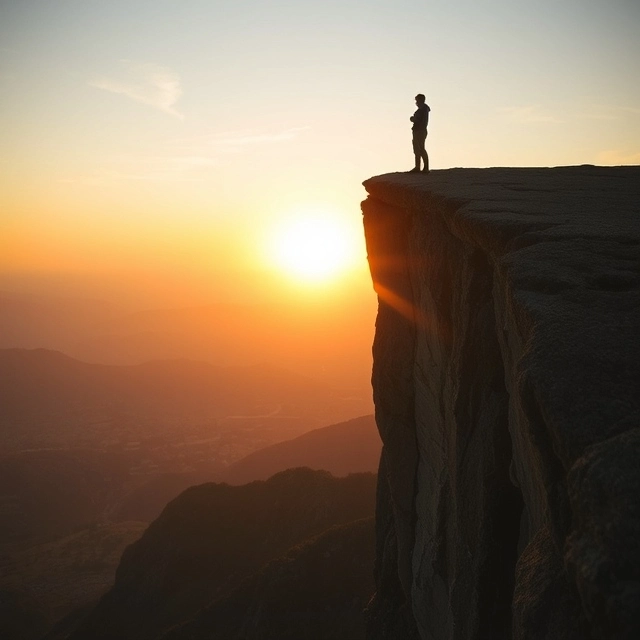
[{"left": 268, "top": 208, "right": 359, "bottom": 283}]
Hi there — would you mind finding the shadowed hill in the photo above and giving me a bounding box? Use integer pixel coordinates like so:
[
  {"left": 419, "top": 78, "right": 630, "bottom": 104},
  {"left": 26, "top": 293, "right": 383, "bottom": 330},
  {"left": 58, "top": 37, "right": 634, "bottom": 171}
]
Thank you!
[
  {"left": 162, "top": 517, "right": 376, "bottom": 640},
  {"left": 68, "top": 468, "right": 377, "bottom": 640},
  {"left": 1, "top": 522, "right": 147, "bottom": 640},
  {"left": 1, "top": 416, "right": 381, "bottom": 639},
  {"left": 221, "top": 415, "right": 380, "bottom": 485},
  {"left": 0, "top": 416, "right": 380, "bottom": 545}
]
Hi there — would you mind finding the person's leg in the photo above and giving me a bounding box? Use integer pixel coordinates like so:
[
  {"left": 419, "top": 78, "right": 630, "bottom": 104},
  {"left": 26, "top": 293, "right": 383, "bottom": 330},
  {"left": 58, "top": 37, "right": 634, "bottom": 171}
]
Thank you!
[
  {"left": 412, "top": 132, "right": 421, "bottom": 170},
  {"left": 422, "top": 148, "right": 429, "bottom": 173},
  {"left": 412, "top": 131, "right": 428, "bottom": 172},
  {"left": 420, "top": 131, "right": 429, "bottom": 173}
]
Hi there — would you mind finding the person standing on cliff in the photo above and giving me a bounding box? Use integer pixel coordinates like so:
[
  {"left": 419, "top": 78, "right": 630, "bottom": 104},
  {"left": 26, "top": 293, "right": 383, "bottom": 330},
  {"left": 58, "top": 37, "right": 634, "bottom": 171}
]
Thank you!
[{"left": 409, "top": 94, "right": 430, "bottom": 173}]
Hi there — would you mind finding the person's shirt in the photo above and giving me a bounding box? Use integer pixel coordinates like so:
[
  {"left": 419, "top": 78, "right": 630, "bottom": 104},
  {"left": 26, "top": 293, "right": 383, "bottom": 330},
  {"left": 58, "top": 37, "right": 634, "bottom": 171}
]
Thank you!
[{"left": 411, "top": 103, "right": 430, "bottom": 131}]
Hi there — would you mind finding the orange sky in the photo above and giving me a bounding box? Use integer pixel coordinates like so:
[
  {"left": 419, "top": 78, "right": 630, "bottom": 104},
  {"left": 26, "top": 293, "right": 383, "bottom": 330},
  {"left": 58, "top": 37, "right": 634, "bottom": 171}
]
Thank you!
[{"left": 2, "top": 1, "right": 639, "bottom": 310}]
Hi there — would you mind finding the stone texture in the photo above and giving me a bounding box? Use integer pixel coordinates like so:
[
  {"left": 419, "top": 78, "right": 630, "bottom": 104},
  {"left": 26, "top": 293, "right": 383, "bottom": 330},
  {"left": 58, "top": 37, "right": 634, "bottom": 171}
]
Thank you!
[{"left": 361, "top": 166, "right": 640, "bottom": 640}]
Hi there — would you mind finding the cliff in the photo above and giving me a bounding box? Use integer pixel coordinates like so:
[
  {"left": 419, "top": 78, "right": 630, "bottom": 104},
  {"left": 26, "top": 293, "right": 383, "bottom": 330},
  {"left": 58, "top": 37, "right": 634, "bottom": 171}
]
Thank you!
[{"left": 361, "top": 166, "right": 640, "bottom": 640}]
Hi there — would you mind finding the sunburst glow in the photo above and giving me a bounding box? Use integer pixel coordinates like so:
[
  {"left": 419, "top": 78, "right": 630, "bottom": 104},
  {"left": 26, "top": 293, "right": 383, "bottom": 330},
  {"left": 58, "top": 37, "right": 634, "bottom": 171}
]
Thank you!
[{"left": 269, "top": 208, "right": 358, "bottom": 283}]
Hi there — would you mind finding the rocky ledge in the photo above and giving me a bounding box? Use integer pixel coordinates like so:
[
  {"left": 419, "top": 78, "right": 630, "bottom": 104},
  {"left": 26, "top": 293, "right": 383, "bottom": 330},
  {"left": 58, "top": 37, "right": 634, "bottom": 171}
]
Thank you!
[{"left": 361, "top": 166, "right": 640, "bottom": 640}]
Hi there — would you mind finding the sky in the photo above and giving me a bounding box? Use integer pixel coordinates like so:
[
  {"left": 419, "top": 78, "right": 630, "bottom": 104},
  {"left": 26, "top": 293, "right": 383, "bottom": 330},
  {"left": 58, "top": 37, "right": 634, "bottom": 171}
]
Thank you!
[{"left": 1, "top": 0, "right": 639, "bottom": 307}]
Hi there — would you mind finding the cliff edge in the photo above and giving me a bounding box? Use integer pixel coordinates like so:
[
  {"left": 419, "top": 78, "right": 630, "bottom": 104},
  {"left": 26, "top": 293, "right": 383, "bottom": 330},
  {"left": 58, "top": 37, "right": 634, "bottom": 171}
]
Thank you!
[{"left": 361, "top": 166, "right": 640, "bottom": 640}]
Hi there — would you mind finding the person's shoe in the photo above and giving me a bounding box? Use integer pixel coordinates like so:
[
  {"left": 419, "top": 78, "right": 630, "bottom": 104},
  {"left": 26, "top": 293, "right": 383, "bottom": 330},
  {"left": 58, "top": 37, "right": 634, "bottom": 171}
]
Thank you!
[
  {"left": 408, "top": 167, "right": 420, "bottom": 173},
  {"left": 422, "top": 168, "right": 430, "bottom": 174}
]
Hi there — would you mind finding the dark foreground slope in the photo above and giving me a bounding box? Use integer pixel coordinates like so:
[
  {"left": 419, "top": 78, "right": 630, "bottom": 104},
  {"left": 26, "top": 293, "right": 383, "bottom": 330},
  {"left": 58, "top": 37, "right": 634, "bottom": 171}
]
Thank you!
[
  {"left": 162, "top": 518, "right": 375, "bottom": 640},
  {"left": 221, "top": 415, "right": 381, "bottom": 484},
  {"left": 362, "top": 166, "right": 640, "bottom": 640},
  {"left": 1, "top": 522, "right": 147, "bottom": 640},
  {"left": 2, "top": 414, "right": 381, "bottom": 640},
  {"left": 67, "top": 468, "right": 377, "bottom": 640}
]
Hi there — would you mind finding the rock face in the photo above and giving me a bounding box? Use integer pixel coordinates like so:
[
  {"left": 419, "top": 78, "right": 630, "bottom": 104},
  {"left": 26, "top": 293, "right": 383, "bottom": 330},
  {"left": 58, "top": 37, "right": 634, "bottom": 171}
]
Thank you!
[{"left": 361, "top": 166, "right": 640, "bottom": 640}]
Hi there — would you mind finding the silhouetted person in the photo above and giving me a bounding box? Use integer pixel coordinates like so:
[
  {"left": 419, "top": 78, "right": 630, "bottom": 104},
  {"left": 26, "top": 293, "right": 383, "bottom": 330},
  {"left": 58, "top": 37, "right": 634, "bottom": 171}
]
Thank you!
[{"left": 409, "top": 94, "right": 430, "bottom": 173}]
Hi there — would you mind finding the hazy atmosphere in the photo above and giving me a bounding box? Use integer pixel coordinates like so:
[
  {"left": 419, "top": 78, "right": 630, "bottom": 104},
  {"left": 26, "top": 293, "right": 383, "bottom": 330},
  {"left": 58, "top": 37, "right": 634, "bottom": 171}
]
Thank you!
[{"left": 1, "top": 1, "right": 639, "bottom": 639}]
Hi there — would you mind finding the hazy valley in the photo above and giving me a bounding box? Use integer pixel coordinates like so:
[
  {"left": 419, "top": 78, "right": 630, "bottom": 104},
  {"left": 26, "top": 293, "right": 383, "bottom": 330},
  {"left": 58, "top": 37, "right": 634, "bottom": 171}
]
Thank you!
[{"left": 0, "top": 291, "right": 380, "bottom": 640}]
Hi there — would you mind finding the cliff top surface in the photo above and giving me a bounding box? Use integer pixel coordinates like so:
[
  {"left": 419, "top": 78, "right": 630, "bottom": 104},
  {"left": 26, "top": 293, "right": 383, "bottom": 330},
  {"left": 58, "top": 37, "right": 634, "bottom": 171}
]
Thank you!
[
  {"left": 363, "top": 165, "right": 640, "bottom": 466},
  {"left": 364, "top": 166, "right": 640, "bottom": 252}
]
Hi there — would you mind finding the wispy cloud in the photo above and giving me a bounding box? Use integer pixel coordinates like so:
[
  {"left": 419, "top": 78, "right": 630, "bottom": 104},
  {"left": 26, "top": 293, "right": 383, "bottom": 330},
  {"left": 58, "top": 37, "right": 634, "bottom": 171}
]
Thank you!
[
  {"left": 59, "top": 126, "right": 308, "bottom": 184},
  {"left": 500, "top": 105, "right": 563, "bottom": 124},
  {"left": 90, "top": 61, "right": 183, "bottom": 119}
]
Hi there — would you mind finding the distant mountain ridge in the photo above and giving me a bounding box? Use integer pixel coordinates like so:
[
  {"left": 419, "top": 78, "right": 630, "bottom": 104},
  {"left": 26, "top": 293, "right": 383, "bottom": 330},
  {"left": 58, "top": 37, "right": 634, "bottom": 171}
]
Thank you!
[
  {"left": 221, "top": 414, "right": 380, "bottom": 484},
  {"left": 0, "top": 292, "right": 376, "bottom": 394},
  {"left": 0, "top": 348, "right": 359, "bottom": 452}
]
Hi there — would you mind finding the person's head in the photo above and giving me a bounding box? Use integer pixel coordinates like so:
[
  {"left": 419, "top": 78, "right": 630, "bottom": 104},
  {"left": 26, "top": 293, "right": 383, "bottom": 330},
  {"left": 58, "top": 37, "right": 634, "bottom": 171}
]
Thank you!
[{"left": 415, "top": 94, "right": 426, "bottom": 105}]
